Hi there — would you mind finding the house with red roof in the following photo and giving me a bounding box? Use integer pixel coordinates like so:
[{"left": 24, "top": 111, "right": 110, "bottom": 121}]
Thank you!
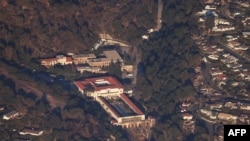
[
  {"left": 74, "top": 76, "right": 123, "bottom": 98},
  {"left": 74, "top": 76, "right": 154, "bottom": 128},
  {"left": 40, "top": 55, "right": 72, "bottom": 67}
]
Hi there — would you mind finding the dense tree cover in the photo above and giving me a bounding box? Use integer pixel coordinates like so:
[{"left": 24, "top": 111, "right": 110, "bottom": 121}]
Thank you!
[
  {"left": 135, "top": 0, "right": 203, "bottom": 141},
  {"left": 0, "top": 0, "right": 157, "bottom": 61},
  {"left": 0, "top": 0, "right": 209, "bottom": 140},
  {"left": 0, "top": 60, "right": 128, "bottom": 140}
]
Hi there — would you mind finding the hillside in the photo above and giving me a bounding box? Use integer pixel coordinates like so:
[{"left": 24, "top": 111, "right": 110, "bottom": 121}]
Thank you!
[
  {"left": 0, "top": 0, "right": 157, "bottom": 61},
  {"left": 0, "top": 0, "right": 208, "bottom": 140}
]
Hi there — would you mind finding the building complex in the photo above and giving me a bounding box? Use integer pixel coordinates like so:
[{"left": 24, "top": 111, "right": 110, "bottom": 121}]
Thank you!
[
  {"left": 40, "top": 50, "right": 123, "bottom": 68},
  {"left": 74, "top": 76, "right": 155, "bottom": 128}
]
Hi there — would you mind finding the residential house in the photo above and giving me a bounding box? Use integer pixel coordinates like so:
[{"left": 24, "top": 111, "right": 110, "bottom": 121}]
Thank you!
[
  {"left": 214, "top": 18, "right": 230, "bottom": 26},
  {"left": 233, "top": 45, "right": 248, "bottom": 51},
  {"left": 224, "top": 102, "right": 239, "bottom": 109},
  {"left": 231, "top": 81, "right": 240, "bottom": 87},
  {"left": 0, "top": 106, "right": 4, "bottom": 111},
  {"left": 76, "top": 65, "right": 102, "bottom": 73},
  {"left": 141, "top": 35, "right": 149, "bottom": 40},
  {"left": 200, "top": 109, "right": 217, "bottom": 120},
  {"left": 193, "top": 75, "right": 203, "bottom": 88},
  {"left": 207, "top": 103, "right": 223, "bottom": 110},
  {"left": 199, "top": 17, "right": 205, "bottom": 22},
  {"left": 204, "top": 47, "right": 218, "bottom": 55},
  {"left": 200, "top": 109, "right": 212, "bottom": 116},
  {"left": 40, "top": 58, "right": 58, "bottom": 67},
  {"left": 218, "top": 113, "right": 238, "bottom": 121},
  {"left": 148, "top": 29, "right": 154, "bottom": 33},
  {"left": 212, "top": 25, "right": 235, "bottom": 32},
  {"left": 19, "top": 128, "right": 44, "bottom": 136},
  {"left": 3, "top": 110, "right": 19, "bottom": 120},
  {"left": 181, "top": 101, "right": 191, "bottom": 107},
  {"left": 181, "top": 113, "right": 193, "bottom": 120},
  {"left": 211, "top": 69, "right": 224, "bottom": 76},
  {"left": 208, "top": 54, "right": 219, "bottom": 60},
  {"left": 227, "top": 41, "right": 241, "bottom": 48},
  {"left": 221, "top": 55, "right": 238, "bottom": 64},
  {"left": 244, "top": 73, "right": 250, "bottom": 81},
  {"left": 222, "top": 53, "right": 230, "bottom": 57},
  {"left": 200, "top": 85, "right": 214, "bottom": 95},
  {"left": 226, "top": 35, "right": 239, "bottom": 41},
  {"left": 240, "top": 103, "right": 250, "bottom": 111},
  {"left": 242, "top": 32, "right": 250, "bottom": 38},
  {"left": 231, "top": 63, "right": 242, "bottom": 69},
  {"left": 239, "top": 1, "right": 250, "bottom": 7},
  {"left": 205, "top": 5, "right": 217, "bottom": 10}
]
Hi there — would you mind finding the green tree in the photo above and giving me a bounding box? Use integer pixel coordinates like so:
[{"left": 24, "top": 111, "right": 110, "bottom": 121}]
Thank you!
[
  {"left": 205, "top": 16, "right": 215, "bottom": 31},
  {"left": 107, "top": 61, "right": 122, "bottom": 79}
]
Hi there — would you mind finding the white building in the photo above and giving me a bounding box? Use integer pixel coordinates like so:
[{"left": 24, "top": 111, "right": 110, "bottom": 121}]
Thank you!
[
  {"left": 215, "top": 18, "right": 230, "bottom": 26},
  {"left": 212, "top": 25, "right": 235, "bottom": 32},
  {"left": 76, "top": 66, "right": 102, "bottom": 73},
  {"left": 208, "top": 103, "right": 223, "bottom": 109},
  {"left": 242, "top": 32, "right": 250, "bottom": 38},
  {"left": 205, "top": 5, "right": 217, "bottom": 10},
  {"left": 74, "top": 76, "right": 153, "bottom": 128},
  {"left": 142, "top": 35, "right": 149, "bottom": 40},
  {"left": 224, "top": 102, "right": 238, "bottom": 109},
  {"left": 208, "top": 54, "right": 219, "bottom": 60},
  {"left": 240, "top": 104, "right": 250, "bottom": 111},
  {"left": 182, "top": 113, "right": 193, "bottom": 120},
  {"left": 200, "top": 109, "right": 212, "bottom": 116},
  {"left": 3, "top": 110, "right": 19, "bottom": 120},
  {"left": 40, "top": 55, "right": 72, "bottom": 67},
  {"left": 74, "top": 76, "right": 124, "bottom": 99},
  {"left": 218, "top": 113, "right": 238, "bottom": 121},
  {"left": 19, "top": 128, "right": 43, "bottom": 136}
]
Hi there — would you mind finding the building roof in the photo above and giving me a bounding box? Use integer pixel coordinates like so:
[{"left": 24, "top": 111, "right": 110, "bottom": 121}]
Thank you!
[
  {"left": 74, "top": 81, "right": 85, "bottom": 90},
  {"left": 4, "top": 110, "right": 18, "bottom": 118},
  {"left": 120, "top": 93, "right": 144, "bottom": 115},
  {"left": 218, "top": 113, "right": 237, "bottom": 119},
  {"left": 72, "top": 53, "right": 96, "bottom": 59},
  {"left": 103, "top": 50, "right": 123, "bottom": 62},
  {"left": 181, "top": 113, "right": 193, "bottom": 117},
  {"left": 66, "top": 57, "right": 72, "bottom": 63},
  {"left": 19, "top": 127, "right": 43, "bottom": 136},
  {"left": 74, "top": 76, "right": 123, "bottom": 91}
]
